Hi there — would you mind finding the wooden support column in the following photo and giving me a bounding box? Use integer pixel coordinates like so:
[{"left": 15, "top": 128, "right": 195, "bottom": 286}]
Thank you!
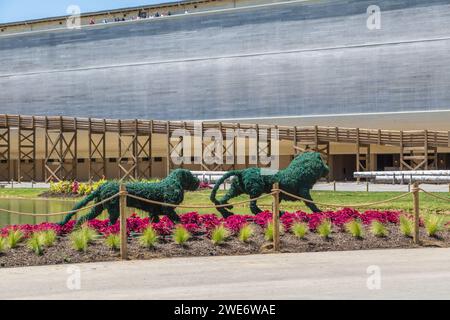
[
  {"left": 136, "top": 120, "right": 152, "bottom": 179},
  {"left": 44, "top": 117, "right": 77, "bottom": 182},
  {"left": 0, "top": 121, "right": 10, "bottom": 182},
  {"left": 118, "top": 120, "right": 138, "bottom": 181},
  {"left": 18, "top": 115, "right": 36, "bottom": 182},
  {"left": 166, "top": 121, "right": 171, "bottom": 176},
  {"left": 88, "top": 118, "right": 106, "bottom": 181}
]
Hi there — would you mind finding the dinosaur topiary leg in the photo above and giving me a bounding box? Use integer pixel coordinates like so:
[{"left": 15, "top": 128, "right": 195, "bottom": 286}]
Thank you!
[
  {"left": 106, "top": 204, "right": 120, "bottom": 225},
  {"left": 299, "top": 189, "right": 321, "bottom": 213},
  {"left": 216, "top": 183, "right": 243, "bottom": 218},
  {"left": 165, "top": 207, "right": 181, "bottom": 223},
  {"left": 75, "top": 205, "right": 104, "bottom": 228},
  {"left": 249, "top": 199, "right": 263, "bottom": 215}
]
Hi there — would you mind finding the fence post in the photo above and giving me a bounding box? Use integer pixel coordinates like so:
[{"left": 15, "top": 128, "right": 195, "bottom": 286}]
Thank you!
[
  {"left": 333, "top": 181, "right": 336, "bottom": 192},
  {"left": 366, "top": 181, "right": 369, "bottom": 192},
  {"left": 272, "top": 183, "right": 280, "bottom": 252},
  {"left": 119, "top": 184, "right": 128, "bottom": 260},
  {"left": 412, "top": 182, "right": 420, "bottom": 245}
]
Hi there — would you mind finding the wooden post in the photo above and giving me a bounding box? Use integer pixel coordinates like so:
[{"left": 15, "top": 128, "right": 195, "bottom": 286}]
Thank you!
[
  {"left": 119, "top": 184, "right": 128, "bottom": 260},
  {"left": 412, "top": 182, "right": 420, "bottom": 245},
  {"left": 272, "top": 183, "right": 280, "bottom": 252},
  {"left": 333, "top": 181, "right": 336, "bottom": 192},
  {"left": 366, "top": 181, "right": 369, "bottom": 192}
]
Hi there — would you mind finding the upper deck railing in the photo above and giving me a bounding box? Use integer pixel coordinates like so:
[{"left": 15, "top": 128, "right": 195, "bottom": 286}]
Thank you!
[{"left": 0, "top": 114, "right": 448, "bottom": 148}]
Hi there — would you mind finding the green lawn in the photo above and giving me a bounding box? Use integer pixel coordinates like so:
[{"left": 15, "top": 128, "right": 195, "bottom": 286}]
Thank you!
[
  {"left": 179, "top": 190, "right": 450, "bottom": 215},
  {"left": 0, "top": 188, "right": 47, "bottom": 199},
  {"left": 0, "top": 188, "right": 449, "bottom": 216}
]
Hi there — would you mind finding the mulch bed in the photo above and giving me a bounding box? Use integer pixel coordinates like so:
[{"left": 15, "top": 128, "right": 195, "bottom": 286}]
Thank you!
[{"left": 1, "top": 225, "right": 449, "bottom": 269}]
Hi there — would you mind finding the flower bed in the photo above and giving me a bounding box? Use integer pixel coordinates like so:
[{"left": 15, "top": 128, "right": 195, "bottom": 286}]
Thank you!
[
  {"left": 0, "top": 209, "right": 449, "bottom": 269},
  {"left": 0, "top": 209, "right": 406, "bottom": 237}
]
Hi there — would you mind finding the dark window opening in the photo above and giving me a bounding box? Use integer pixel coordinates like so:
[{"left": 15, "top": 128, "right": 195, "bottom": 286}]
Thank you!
[{"left": 154, "top": 157, "right": 162, "bottom": 162}]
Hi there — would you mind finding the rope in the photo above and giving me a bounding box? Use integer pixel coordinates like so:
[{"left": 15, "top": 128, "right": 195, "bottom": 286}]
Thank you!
[
  {"left": 126, "top": 192, "right": 276, "bottom": 209},
  {"left": 275, "top": 189, "right": 412, "bottom": 209},
  {"left": 0, "top": 193, "right": 119, "bottom": 217},
  {"left": 418, "top": 188, "right": 450, "bottom": 202}
]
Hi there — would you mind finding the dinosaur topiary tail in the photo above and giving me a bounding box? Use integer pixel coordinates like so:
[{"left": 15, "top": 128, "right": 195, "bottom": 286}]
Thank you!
[
  {"left": 58, "top": 188, "right": 102, "bottom": 226},
  {"left": 209, "top": 171, "right": 240, "bottom": 218}
]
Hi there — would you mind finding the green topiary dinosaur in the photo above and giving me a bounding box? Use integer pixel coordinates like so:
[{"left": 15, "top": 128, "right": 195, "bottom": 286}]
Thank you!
[
  {"left": 58, "top": 169, "right": 200, "bottom": 227},
  {"left": 210, "top": 152, "right": 329, "bottom": 217}
]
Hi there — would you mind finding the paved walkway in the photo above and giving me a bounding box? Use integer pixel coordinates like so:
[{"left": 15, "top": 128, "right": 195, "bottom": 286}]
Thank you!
[{"left": 1, "top": 248, "right": 449, "bottom": 299}]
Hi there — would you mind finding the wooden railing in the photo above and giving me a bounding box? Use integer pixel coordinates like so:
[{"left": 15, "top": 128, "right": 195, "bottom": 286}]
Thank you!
[{"left": 0, "top": 114, "right": 448, "bottom": 148}]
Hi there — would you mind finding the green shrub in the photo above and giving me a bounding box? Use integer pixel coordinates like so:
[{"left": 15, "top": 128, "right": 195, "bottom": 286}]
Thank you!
[
  {"left": 7, "top": 230, "right": 23, "bottom": 248},
  {"left": 370, "top": 221, "right": 388, "bottom": 237},
  {"left": 38, "top": 230, "right": 57, "bottom": 247},
  {"left": 0, "top": 237, "right": 7, "bottom": 253},
  {"left": 211, "top": 225, "right": 229, "bottom": 246},
  {"left": 399, "top": 215, "right": 414, "bottom": 237},
  {"left": 173, "top": 225, "right": 190, "bottom": 245},
  {"left": 105, "top": 234, "right": 120, "bottom": 251},
  {"left": 424, "top": 214, "right": 445, "bottom": 237},
  {"left": 238, "top": 224, "right": 254, "bottom": 243},
  {"left": 139, "top": 226, "right": 159, "bottom": 248},
  {"left": 292, "top": 222, "right": 308, "bottom": 239},
  {"left": 70, "top": 230, "right": 89, "bottom": 252},
  {"left": 345, "top": 220, "right": 364, "bottom": 239},
  {"left": 27, "top": 233, "right": 44, "bottom": 255},
  {"left": 317, "top": 220, "right": 332, "bottom": 239}
]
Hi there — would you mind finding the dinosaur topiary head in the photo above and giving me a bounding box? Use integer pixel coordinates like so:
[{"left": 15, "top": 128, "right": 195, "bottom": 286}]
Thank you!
[
  {"left": 171, "top": 169, "right": 200, "bottom": 191},
  {"left": 291, "top": 151, "right": 329, "bottom": 182}
]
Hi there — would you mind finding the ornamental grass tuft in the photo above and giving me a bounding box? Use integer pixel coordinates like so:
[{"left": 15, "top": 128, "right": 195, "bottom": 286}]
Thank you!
[
  {"left": 139, "top": 226, "right": 159, "bottom": 248},
  {"left": 399, "top": 215, "right": 414, "bottom": 237},
  {"left": 70, "top": 229, "right": 89, "bottom": 252},
  {"left": 292, "top": 222, "right": 308, "bottom": 239},
  {"left": 105, "top": 234, "right": 121, "bottom": 251},
  {"left": 317, "top": 220, "right": 332, "bottom": 239},
  {"left": 80, "top": 226, "right": 98, "bottom": 244},
  {"left": 424, "top": 214, "right": 445, "bottom": 237},
  {"left": 345, "top": 220, "right": 364, "bottom": 239},
  {"left": 173, "top": 225, "right": 191, "bottom": 246},
  {"left": 27, "top": 233, "right": 44, "bottom": 255},
  {"left": 7, "top": 230, "right": 23, "bottom": 248},
  {"left": 0, "top": 237, "right": 6, "bottom": 253},
  {"left": 37, "top": 230, "right": 57, "bottom": 247},
  {"left": 211, "top": 225, "right": 229, "bottom": 246},
  {"left": 264, "top": 222, "right": 284, "bottom": 241},
  {"left": 238, "top": 224, "right": 254, "bottom": 243},
  {"left": 370, "top": 221, "right": 388, "bottom": 238}
]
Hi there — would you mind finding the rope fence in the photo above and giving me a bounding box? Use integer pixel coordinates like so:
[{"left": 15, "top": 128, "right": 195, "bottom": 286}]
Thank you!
[
  {"left": 0, "top": 181, "right": 448, "bottom": 259},
  {"left": 418, "top": 188, "right": 450, "bottom": 202},
  {"left": 274, "top": 189, "right": 412, "bottom": 209}
]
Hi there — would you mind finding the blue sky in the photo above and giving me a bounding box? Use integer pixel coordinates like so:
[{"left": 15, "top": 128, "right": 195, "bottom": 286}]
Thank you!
[{"left": 0, "top": 0, "right": 173, "bottom": 23}]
